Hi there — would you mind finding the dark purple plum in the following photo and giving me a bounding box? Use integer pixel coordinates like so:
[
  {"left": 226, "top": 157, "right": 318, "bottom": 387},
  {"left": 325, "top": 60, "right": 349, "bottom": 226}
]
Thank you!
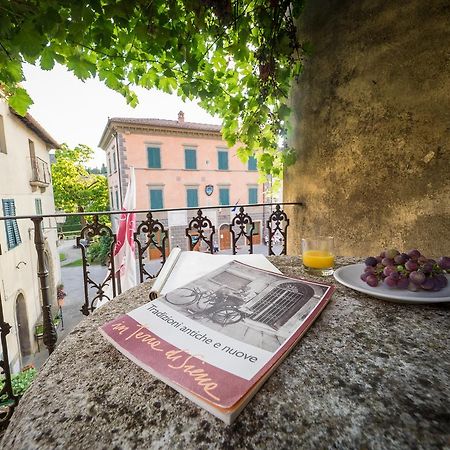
[
  {"left": 383, "top": 266, "right": 396, "bottom": 277},
  {"left": 409, "top": 271, "right": 426, "bottom": 285},
  {"left": 384, "top": 276, "right": 397, "bottom": 288},
  {"left": 405, "top": 260, "right": 418, "bottom": 272},
  {"left": 421, "top": 278, "right": 435, "bottom": 290},
  {"left": 438, "top": 256, "right": 450, "bottom": 271},
  {"left": 382, "top": 257, "right": 394, "bottom": 267},
  {"left": 407, "top": 249, "right": 421, "bottom": 260},
  {"left": 394, "top": 254, "right": 407, "bottom": 265},
  {"left": 397, "top": 277, "right": 409, "bottom": 289},
  {"left": 365, "top": 256, "right": 378, "bottom": 267},
  {"left": 366, "top": 275, "right": 378, "bottom": 287},
  {"left": 435, "top": 274, "right": 448, "bottom": 288}
]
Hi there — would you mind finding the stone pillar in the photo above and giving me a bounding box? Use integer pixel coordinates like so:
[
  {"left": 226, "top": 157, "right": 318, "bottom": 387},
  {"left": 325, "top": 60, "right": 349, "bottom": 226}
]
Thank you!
[{"left": 285, "top": 0, "right": 450, "bottom": 256}]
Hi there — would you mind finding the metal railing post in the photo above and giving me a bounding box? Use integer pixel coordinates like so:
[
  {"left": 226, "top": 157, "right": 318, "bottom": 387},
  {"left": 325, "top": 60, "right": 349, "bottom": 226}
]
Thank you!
[
  {"left": 31, "top": 217, "right": 57, "bottom": 354},
  {"left": 0, "top": 293, "right": 18, "bottom": 425}
]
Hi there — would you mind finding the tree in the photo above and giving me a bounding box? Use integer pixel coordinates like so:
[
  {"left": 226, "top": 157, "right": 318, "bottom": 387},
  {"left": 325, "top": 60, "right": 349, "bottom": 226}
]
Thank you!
[
  {"left": 0, "top": 1, "right": 306, "bottom": 180},
  {"left": 51, "top": 144, "right": 109, "bottom": 214},
  {"left": 87, "top": 164, "right": 107, "bottom": 175}
]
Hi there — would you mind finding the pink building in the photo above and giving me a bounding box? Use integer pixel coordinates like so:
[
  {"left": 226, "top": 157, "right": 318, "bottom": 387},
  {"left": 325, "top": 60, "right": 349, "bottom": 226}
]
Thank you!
[{"left": 99, "top": 112, "right": 268, "bottom": 254}]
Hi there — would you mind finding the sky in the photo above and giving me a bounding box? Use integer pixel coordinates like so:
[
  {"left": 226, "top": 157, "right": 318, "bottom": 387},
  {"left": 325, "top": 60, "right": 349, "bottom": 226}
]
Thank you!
[{"left": 22, "top": 63, "right": 221, "bottom": 167}]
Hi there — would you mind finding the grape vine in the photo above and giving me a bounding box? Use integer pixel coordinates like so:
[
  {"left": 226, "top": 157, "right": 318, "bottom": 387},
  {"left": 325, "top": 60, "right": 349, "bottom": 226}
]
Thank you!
[{"left": 0, "top": 0, "right": 307, "bottom": 180}]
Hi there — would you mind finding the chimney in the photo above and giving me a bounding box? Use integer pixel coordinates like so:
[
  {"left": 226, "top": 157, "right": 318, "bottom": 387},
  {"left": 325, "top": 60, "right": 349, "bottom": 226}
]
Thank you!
[{"left": 178, "top": 111, "right": 185, "bottom": 123}]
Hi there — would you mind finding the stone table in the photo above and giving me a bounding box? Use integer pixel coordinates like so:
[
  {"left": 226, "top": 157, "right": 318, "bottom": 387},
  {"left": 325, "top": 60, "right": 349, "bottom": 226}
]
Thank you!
[{"left": 2, "top": 257, "right": 449, "bottom": 449}]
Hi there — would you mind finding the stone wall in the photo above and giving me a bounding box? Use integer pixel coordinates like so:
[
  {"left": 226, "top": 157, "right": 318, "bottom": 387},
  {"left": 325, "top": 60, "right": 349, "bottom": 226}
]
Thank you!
[{"left": 284, "top": 0, "right": 450, "bottom": 257}]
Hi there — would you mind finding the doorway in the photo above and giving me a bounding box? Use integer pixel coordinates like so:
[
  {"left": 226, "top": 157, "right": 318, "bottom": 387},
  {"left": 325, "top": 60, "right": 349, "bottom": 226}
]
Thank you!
[
  {"left": 16, "top": 293, "right": 32, "bottom": 357},
  {"left": 219, "top": 224, "right": 231, "bottom": 250}
]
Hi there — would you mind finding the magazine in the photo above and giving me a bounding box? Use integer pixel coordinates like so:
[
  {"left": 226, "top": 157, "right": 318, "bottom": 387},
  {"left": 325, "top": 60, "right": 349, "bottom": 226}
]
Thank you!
[
  {"left": 100, "top": 260, "right": 335, "bottom": 424},
  {"left": 149, "top": 248, "right": 282, "bottom": 299}
]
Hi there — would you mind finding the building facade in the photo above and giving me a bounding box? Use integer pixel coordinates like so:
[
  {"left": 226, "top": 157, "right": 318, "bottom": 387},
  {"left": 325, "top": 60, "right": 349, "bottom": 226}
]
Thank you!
[
  {"left": 99, "top": 112, "right": 269, "bottom": 254},
  {"left": 0, "top": 97, "right": 60, "bottom": 372}
]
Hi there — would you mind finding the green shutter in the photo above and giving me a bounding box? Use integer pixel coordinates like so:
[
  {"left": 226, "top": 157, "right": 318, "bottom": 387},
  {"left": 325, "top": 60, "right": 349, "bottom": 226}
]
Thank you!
[
  {"left": 186, "top": 188, "right": 198, "bottom": 207},
  {"left": 218, "top": 151, "right": 228, "bottom": 170},
  {"left": 150, "top": 190, "right": 163, "bottom": 209},
  {"left": 185, "top": 149, "right": 197, "bottom": 170},
  {"left": 2, "top": 199, "right": 21, "bottom": 250},
  {"left": 248, "top": 188, "right": 258, "bottom": 204},
  {"left": 248, "top": 156, "right": 257, "bottom": 171},
  {"left": 147, "top": 147, "right": 161, "bottom": 168},
  {"left": 219, "top": 188, "right": 230, "bottom": 205},
  {"left": 115, "top": 190, "right": 119, "bottom": 209},
  {"left": 35, "top": 198, "right": 43, "bottom": 215}
]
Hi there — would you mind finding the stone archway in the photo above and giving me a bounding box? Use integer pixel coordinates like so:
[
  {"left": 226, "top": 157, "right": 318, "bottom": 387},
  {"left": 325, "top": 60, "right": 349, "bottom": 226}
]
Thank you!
[{"left": 16, "top": 293, "right": 32, "bottom": 357}]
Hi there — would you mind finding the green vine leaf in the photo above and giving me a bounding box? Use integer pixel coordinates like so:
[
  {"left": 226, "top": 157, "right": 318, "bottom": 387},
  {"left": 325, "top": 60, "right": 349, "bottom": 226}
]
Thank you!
[
  {"left": 8, "top": 87, "right": 34, "bottom": 116},
  {"left": 0, "top": 1, "right": 305, "bottom": 180}
]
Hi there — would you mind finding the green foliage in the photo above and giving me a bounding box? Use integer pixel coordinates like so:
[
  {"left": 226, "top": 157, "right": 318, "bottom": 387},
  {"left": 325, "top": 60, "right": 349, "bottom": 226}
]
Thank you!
[
  {"left": 87, "top": 164, "right": 107, "bottom": 175},
  {"left": 87, "top": 235, "right": 114, "bottom": 265},
  {"left": 51, "top": 144, "right": 109, "bottom": 214},
  {"left": 35, "top": 314, "right": 62, "bottom": 336},
  {"left": 0, "top": 368, "right": 37, "bottom": 404},
  {"left": 0, "top": 1, "right": 305, "bottom": 179}
]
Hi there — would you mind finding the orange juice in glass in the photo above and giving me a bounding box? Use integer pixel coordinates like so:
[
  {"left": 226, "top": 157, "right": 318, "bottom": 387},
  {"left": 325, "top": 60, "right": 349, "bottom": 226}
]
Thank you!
[{"left": 302, "top": 236, "right": 335, "bottom": 276}]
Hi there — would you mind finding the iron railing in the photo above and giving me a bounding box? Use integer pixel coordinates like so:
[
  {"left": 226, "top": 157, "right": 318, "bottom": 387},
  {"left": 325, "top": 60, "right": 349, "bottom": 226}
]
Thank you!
[
  {"left": 30, "top": 156, "right": 51, "bottom": 185},
  {"left": 0, "top": 202, "right": 302, "bottom": 426}
]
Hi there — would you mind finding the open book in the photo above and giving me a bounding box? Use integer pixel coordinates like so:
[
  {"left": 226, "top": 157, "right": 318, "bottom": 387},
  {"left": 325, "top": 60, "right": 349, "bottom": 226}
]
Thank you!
[
  {"left": 149, "top": 248, "right": 282, "bottom": 299},
  {"left": 100, "top": 256, "right": 335, "bottom": 424}
]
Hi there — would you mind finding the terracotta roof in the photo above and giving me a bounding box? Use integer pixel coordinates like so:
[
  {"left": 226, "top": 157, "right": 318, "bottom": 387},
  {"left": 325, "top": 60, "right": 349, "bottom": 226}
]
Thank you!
[
  {"left": 98, "top": 116, "right": 222, "bottom": 148},
  {"left": 10, "top": 108, "right": 60, "bottom": 149},
  {"left": 110, "top": 117, "right": 221, "bottom": 132}
]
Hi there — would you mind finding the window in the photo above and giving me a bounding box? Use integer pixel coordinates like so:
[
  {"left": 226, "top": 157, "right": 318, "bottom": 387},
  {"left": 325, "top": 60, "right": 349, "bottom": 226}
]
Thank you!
[
  {"left": 109, "top": 189, "right": 113, "bottom": 208},
  {"left": 218, "top": 150, "right": 228, "bottom": 170},
  {"left": 107, "top": 154, "right": 111, "bottom": 175},
  {"left": 248, "top": 187, "right": 258, "bottom": 204},
  {"left": 2, "top": 199, "right": 21, "bottom": 250},
  {"left": 0, "top": 115, "right": 6, "bottom": 154},
  {"left": 147, "top": 147, "right": 161, "bottom": 168},
  {"left": 35, "top": 198, "right": 43, "bottom": 215},
  {"left": 248, "top": 156, "right": 257, "bottom": 171},
  {"left": 185, "top": 149, "right": 197, "bottom": 170},
  {"left": 29, "top": 139, "right": 35, "bottom": 158},
  {"left": 219, "top": 188, "right": 230, "bottom": 205},
  {"left": 115, "top": 189, "right": 119, "bottom": 210},
  {"left": 186, "top": 188, "right": 198, "bottom": 208},
  {"left": 150, "top": 189, "right": 163, "bottom": 209},
  {"left": 113, "top": 152, "right": 117, "bottom": 172}
]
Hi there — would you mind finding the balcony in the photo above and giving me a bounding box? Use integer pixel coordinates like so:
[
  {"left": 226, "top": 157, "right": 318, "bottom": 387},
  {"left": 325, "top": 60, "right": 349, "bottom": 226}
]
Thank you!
[
  {"left": 29, "top": 156, "right": 51, "bottom": 191},
  {"left": 0, "top": 202, "right": 296, "bottom": 424},
  {"left": 0, "top": 202, "right": 448, "bottom": 447}
]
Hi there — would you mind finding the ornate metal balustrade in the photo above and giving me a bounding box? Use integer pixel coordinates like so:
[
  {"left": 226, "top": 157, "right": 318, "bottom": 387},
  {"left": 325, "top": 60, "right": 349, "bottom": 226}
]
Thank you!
[
  {"left": 30, "top": 156, "right": 51, "bottom": 186},
  {"left": 0, "top": 202, "right": 302, "bottom": 426}
]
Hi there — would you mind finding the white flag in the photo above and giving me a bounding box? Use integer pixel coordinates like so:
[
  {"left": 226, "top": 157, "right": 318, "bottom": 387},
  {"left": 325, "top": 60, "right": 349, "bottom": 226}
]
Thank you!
[
  {"left": 113, "top": 167, "right": 137, "bottom": 293},
  {"left": 97, "top": 168, "right": 137, "bottom": 308}
]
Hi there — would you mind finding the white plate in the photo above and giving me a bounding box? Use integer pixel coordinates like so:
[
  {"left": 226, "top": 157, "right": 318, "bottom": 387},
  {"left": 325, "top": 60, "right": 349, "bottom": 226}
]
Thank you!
[{"left": 333, "top": 263, "right": 450, "bottom": 304}]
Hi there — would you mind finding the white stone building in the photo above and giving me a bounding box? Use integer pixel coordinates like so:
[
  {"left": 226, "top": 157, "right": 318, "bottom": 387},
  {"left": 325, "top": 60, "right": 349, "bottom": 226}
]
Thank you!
[{"left": 0, "top": 96, "right": 60, "bottom": 373}]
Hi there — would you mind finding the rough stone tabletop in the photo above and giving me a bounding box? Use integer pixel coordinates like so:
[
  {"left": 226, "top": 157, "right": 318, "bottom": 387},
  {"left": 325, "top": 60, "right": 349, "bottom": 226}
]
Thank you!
[{"left": 2, "top": 257, "right": 449, "bottom": 449}]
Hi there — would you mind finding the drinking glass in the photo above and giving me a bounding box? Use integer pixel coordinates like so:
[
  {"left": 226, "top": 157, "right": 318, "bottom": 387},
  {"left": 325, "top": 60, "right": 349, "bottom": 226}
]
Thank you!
[{"left": 301, "top": 236, "right": 335, "bottom": 276}]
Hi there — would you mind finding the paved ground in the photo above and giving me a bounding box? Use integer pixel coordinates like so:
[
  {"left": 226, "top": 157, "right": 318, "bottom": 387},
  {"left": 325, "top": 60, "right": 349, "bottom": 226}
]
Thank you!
[{"left": 28, "top": 239, "right": 282, "bottom": 367}]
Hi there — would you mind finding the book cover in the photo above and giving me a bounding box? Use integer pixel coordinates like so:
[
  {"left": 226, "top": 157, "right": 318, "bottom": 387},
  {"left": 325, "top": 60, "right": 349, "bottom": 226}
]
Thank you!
[{"left": 100, "top": 260, "right": 335, "bottom": 423}]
